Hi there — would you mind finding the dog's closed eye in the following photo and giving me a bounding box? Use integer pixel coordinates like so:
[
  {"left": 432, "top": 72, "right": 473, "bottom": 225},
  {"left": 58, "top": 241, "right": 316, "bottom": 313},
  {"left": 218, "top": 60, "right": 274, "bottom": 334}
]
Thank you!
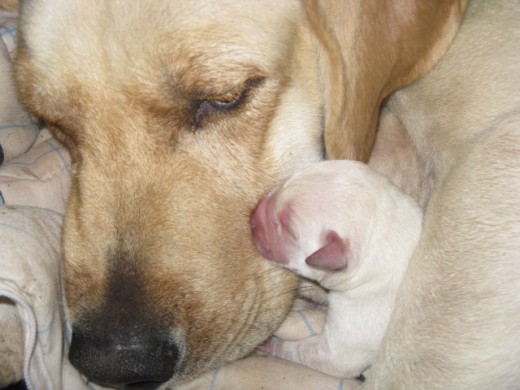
[
  {"left": 194, "top": 95, "right": 242, "bottom": 127},
  {"left": 192, "top": 76, "right": 264, "bottom": 130},
  {"left": 207, "top": 96, "right": 242, "bottom": 110}
]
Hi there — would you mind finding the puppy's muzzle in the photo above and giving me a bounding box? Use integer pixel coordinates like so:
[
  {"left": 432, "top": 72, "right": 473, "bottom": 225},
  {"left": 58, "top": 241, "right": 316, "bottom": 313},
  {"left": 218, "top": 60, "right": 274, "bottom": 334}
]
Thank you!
[{"left": 69, "top": 318, "right": 179, "bottom": 390}]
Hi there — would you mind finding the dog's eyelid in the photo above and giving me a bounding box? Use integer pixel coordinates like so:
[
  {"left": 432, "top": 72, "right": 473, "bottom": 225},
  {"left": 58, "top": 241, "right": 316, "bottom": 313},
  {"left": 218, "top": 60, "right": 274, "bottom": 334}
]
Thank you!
[
  {"left": 192, "top": 76, "right": 265, "bottom": 130},
  {"left": 199, "top": 75, "right": 265, "bottom": 106},
  {"left": 208, "top": 94, "right": 242, "bottom": 110},
  {"left": 204, "top": 77, "right": 260, "bottom": 108}
]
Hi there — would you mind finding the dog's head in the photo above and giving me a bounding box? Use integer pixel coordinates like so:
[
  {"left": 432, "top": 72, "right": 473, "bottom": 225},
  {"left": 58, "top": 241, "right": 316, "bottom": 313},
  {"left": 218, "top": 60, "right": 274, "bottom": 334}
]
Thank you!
[
  {"left": 14, "top": 0, "right": 466, "bottom": 388},
  {"left": 16, "top": 1, "right": 323, "bottom": 387}
]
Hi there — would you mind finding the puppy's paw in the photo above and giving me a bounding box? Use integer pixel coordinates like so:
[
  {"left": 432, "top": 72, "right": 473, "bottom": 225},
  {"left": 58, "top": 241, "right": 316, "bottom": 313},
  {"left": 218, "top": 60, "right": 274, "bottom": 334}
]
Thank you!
[
  {"left": 273, "top": 309, "right": 326, "bottom": 340},
  {"left": 256, "top": 337, "right": 303, "bottom": 365},
  {"left": 259, "top": 334, "right": 366, "bottom": 379}
]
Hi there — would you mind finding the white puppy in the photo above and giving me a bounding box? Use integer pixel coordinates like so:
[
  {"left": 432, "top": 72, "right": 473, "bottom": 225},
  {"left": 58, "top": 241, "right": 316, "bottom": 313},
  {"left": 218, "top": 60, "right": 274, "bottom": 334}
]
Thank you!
[{"left": 251, "top": 160, "right": 422, "bottom": 378}]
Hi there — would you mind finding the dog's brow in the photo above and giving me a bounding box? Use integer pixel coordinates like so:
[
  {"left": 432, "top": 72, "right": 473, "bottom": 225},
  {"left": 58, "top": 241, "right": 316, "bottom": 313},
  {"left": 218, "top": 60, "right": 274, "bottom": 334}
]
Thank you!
[
  {"left": 186, "top": 69, "right": 262, "bottom": 98},
  {"left": 163, "top": 48, "right": 265, "bottom": 95}
]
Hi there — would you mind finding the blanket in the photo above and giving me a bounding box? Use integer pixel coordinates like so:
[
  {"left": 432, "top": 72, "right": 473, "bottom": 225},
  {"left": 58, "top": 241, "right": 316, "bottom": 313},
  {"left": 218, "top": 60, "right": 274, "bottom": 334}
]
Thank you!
[{"left": 0, "top": 8, "right": 352, "bottom": 390}]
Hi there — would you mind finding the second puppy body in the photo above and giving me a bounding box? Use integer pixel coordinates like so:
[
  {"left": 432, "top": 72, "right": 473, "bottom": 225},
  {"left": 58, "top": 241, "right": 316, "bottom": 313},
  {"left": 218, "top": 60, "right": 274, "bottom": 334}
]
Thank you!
[{"left": 251, "top": 160, "right": 422, "bottom": 378}]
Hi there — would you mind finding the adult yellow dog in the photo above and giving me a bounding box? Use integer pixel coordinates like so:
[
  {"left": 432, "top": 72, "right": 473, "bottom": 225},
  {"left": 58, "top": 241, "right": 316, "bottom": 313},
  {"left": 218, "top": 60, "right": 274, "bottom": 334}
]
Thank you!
[{"left": 13, "top": 0, "right": 520, "bottom": 389}]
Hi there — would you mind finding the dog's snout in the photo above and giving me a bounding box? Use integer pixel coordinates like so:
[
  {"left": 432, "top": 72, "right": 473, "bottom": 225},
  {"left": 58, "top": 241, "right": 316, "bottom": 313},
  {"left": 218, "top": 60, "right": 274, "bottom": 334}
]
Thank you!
[{"left": 69, "top": 324, "right": 179, "bottom": 389}]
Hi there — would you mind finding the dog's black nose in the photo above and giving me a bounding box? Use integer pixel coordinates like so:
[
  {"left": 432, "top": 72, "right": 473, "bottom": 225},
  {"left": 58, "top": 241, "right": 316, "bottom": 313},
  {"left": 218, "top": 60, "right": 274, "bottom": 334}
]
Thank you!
[{"left": 69, "top": 325, "right": 179, "bottom": 389}]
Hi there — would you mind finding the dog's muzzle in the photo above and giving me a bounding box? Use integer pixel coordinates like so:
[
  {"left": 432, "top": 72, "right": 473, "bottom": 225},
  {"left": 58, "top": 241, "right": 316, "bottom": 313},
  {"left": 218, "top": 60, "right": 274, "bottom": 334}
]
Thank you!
[
  {"left": 69, "top": 319, "right": 179, "bottom": 390},
  {"left": 67, "top": 264, "right": 181, "bottom": 390}
]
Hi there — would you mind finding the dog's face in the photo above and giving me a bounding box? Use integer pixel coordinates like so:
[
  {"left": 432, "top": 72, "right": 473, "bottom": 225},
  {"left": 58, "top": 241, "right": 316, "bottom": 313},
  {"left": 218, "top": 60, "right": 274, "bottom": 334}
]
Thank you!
[{"left": 15, "top": 0, "right": 324, "bottom": 388}]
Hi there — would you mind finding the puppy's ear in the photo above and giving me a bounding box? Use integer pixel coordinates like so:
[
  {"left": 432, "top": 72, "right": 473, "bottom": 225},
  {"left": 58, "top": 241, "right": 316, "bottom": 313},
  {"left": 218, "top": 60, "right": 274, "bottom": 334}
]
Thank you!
[
  {"left": 305, "top": 231, "right": 349, "bottom": 271},
  {"left": 303, "top": 0, "right": 468, "bottom": 161}
]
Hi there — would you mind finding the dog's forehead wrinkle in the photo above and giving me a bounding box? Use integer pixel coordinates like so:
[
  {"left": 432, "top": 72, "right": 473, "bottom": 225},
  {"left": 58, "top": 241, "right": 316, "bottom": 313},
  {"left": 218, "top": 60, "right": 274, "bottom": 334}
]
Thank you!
[{"left": 20, "top": 0, "right": 303, "bottom": 97}]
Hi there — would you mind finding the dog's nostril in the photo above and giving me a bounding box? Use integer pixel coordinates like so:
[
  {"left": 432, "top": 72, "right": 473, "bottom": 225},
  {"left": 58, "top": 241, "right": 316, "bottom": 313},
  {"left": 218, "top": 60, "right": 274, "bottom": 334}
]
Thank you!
[{"left": 69, "top": 325, "right": 179, "bottom": 388}]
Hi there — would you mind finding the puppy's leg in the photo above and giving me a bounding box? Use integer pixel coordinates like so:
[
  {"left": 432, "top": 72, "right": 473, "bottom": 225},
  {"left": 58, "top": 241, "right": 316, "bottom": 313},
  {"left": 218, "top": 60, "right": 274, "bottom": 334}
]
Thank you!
[
  {"left": 262, "top": 295, "right": 379, "bottom": 379},
  {"left": 271, "top": 308, "right": 326, "bottom": 341},
  {"left": 267, "top": 279, "right": 327, "bottom": 341},
  {"left": 261, "top": 331, "right": 370, "bottom": 379},
  {"left": 364, "top": 116, "right": 520, "bottom": 389}
]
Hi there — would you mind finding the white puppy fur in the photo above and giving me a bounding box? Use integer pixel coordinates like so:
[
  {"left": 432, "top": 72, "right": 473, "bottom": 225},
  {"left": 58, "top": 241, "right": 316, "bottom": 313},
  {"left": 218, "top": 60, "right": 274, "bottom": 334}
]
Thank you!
[{"left": 251, "top": 160, "right": 422, "bottom": 378}]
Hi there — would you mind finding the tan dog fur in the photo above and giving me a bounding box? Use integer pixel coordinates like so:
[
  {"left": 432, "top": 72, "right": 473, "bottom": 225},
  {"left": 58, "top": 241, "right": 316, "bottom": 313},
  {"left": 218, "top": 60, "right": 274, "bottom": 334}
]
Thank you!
[
  {"left": 0, "top": 0, "right": 18, "bottom": 11},
  {"left": 12, "top": 0, "right": 518, "bottom": 389},
  {"left": 363, "top": 1, "right": 520, "bottom": 388}
]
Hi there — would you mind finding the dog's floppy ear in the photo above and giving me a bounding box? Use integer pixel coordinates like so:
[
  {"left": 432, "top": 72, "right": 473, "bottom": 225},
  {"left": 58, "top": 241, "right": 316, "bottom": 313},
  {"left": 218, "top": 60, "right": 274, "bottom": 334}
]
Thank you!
[
  {"left": 0, "top": 0, "right": 18, "bottom": 11},
  {"left": 303, "top": 0, "right": 468, "bottom": 161}
]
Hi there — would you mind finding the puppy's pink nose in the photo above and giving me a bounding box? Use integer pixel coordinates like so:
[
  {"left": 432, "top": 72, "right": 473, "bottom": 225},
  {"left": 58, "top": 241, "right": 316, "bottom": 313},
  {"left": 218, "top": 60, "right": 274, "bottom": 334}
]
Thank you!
[{"left": 251, "top": 197, "right": 274, "bottom": 260}]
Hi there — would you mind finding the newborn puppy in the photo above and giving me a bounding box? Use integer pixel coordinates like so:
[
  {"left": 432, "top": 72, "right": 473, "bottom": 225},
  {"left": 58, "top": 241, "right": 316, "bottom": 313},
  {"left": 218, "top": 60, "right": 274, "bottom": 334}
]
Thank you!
[{"left": 251, "top": 160, "right": 422, "bottom": 378}]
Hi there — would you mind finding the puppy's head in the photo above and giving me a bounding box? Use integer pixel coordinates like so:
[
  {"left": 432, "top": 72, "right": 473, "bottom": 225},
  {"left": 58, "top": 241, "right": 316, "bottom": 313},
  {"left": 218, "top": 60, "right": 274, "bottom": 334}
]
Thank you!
[
  {"left": 15, "top": 1, "right": 324, "bottom": 388},
  {"left": 251, "top": 161, "right": 411, "bottom": 288},
  {"left": 251, "top": 161, "right": 370, "bottom": 282}
]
